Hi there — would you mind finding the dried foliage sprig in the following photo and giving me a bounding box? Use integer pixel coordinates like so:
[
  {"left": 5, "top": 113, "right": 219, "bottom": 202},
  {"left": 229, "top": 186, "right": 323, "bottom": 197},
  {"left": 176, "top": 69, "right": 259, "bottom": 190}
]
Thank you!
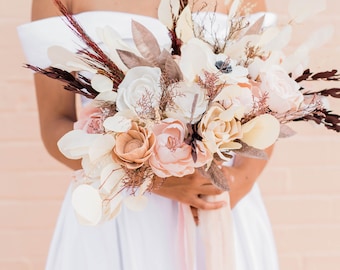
[
  {"left": 53, "top": 0, "right": 124, "bottom": 88},
  {"left": 295, "top": 69, "right": 340, "bottom": 83},
  {"left": 294, "top": 108, "right": 340, "bottom": 132},
  {"left": 25, "top": 64, "right": 98, "bottom": 98},
  {"left": 197, "top": 71, "right": 223, "bottom": 102}
]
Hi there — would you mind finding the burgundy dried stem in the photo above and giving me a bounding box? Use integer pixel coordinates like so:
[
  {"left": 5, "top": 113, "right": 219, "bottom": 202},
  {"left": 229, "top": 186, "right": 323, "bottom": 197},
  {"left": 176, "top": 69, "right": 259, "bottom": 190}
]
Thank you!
[{"left": 53, "top": 0, "right": 124, "bottom": 88}]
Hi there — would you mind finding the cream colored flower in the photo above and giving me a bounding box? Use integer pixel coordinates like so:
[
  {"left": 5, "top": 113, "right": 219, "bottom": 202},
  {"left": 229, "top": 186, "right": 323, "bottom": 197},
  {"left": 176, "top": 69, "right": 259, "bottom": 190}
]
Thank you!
[
  {"left": 166, "top": 82, "right": 209, "bottom": 124},
  {"left": 213, "top": 84, "right": 254, "bottom": 118},
  {"left": 259, "top": 65, "right": 303, "bottom": 113},
  {"left": 116, "top": 66, "right": 162, "bottom": 117},
  {"left": 198, "top": 103, "right": 243, "bottom": 160},
  {"left": 180, "top": 38, "right": 248, "bottom": 84},
  {"left": 112, "top": 122, "right": 156, "bottom": 169}
]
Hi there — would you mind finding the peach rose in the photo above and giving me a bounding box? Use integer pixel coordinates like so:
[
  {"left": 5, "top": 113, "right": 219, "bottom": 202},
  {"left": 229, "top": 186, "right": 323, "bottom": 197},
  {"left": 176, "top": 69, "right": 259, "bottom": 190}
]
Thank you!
[
  {"left": 112, "top": 122, "right": 155, "bottom": 169},
  {"left": 149, "top": 118, "right": 210, "bottom": 178}
]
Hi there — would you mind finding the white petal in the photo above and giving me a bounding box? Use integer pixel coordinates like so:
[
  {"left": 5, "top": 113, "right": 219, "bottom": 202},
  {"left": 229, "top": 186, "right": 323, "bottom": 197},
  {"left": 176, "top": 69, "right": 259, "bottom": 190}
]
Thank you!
[
  {"left": 288, "top": 0, "right": 327, "bottom": 23},
  {"left": 94, "top": 91, "right": 117, "bottom": 103},
  {"left": 138, "top": 177, "right": 153, "bottom": 196},
  {"left": 96, "top": 26, "right": 137, "bottom": 71},
  {"left": 281, "top": 45, "right": 309, "bottom": 74},
  {"left": 158, "top": 0, "right": 180, "bottom": 28},
  {"left": 229, "top": 0, "right": 241, "bottom": 18},
  {"left": 124, "top": 195, "right": 148, "bottom": 211},
  {"left": 175, "top": 5, "right": 194, "bottom": 42},
  {"left": 103, "top": 114, "right": 132, "bottom": 132},
  {"left": 100, "top": 163, "right": 126, "bottom": 193},
  {"left": 241, "top": 114, "right": 280, "bottom": 149},
  {"left": 107, "top": 194, "right": 123, "bottom": 219},
  {"left": 88, "top": 134, "right": 116, "bottom": 163},
  {"left": 72, "top": 185, "right": 103, "bottom": 226},
  {"left": 263, "top": 25, "right": 292, "bottom": 51},
  {"left": 48, "top": 46, "right": 96, "bottom": 73},
  {"left": 303, "top": 25, "right": 334, "bottom": 50},
  {"left": 219, "top": 109, "right": 236, "bottom": 122},
  {"left": 213, "top": 85, "right": 243, "bottom": 102},
  {"left": 91, "top": 74, "right": 114, "bottom": 93},
  {"left": 57, "top": 130, "right": 99, "bottom": 159},
  {"left": 81, "top": 155, "right": 103, "bottom": 178}
]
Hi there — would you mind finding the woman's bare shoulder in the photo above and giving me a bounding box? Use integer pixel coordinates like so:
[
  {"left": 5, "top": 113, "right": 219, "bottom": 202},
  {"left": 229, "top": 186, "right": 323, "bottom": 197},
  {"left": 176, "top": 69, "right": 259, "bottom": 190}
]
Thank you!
[{"left": 31, "top": 0, "right": 70, "bottom": 21}]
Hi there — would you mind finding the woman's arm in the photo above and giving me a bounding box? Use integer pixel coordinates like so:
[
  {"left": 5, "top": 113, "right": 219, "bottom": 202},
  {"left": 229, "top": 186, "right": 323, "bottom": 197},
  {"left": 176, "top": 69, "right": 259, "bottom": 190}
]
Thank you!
[
  {"left": 34, "top": 74, "right": 81, "bottom": 170},
  {"left": 153, "top": 145, "right": 274, "bottom": 212},
  {"left": 223, "top": 145, "right": 274, "bottom": 208},
  {"left": 32, "top": 0, "right": 81, "bottom": 170}
]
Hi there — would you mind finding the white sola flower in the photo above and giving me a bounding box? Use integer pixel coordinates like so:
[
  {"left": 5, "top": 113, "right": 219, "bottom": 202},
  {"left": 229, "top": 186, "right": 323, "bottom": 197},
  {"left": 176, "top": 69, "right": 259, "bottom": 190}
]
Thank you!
[
  {"left": 259, "top": 65, "right": 303, "bottom": 114},
  {"left": 116, "top": 66, "right": 162, "bottom": 117},
  {"left": 180, "top": 38, "right": 248, "bottom": 84},
  {"left": 165, "top": 82, "right": 209, "bottom": 124}
]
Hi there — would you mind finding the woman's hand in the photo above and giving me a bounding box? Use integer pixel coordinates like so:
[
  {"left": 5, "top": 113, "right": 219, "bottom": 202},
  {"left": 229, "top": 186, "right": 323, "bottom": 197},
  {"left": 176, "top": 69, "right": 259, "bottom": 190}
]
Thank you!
[
  {"left": 152, "top": 145, "right": 274, "bottom": 223},
  {"left": 152, "top": 171, "right": 227, "bottom": 223}
]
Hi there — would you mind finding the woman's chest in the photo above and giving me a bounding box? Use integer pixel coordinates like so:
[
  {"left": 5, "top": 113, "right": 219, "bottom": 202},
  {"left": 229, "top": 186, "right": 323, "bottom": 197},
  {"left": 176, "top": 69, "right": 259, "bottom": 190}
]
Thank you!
[{"left": 70, "top": 0, "right": 230, "bottom": 17}]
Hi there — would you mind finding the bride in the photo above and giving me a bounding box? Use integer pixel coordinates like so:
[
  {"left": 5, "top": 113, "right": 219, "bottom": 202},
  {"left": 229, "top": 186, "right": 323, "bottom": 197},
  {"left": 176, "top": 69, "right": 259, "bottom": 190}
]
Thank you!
[{"left": 19, "top": 0, "right": 279, "bottom": 269}]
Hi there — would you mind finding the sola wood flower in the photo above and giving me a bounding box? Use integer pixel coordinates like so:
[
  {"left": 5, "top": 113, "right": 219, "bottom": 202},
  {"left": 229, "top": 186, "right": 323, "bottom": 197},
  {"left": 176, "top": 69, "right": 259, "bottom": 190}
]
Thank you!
[
  {"left": 165, "top": 82, "right": 209, "bottom": 124},
  {"left": 25, "top": 0, "right": 340, "bottom": 228},
  {"left": 198, "top": 103, "right": 244, "bottom": 160},
  {"left": 73, "top": 104, "right": 104, "bottom": 134},
  {"left": 116, "top": 66, "right": 162, "bottom": 118},
  {"left": 112, "top": 122, "right": 156, "bottom": 169},
  {"left": 149, "top": 118, "right": 210, "bottom": 177},
  {"left": 241, "top": 114, "right": 280, "bottom": 149},
  {"left": 259, "top": 65, "right": 304, "bottom": 113}
]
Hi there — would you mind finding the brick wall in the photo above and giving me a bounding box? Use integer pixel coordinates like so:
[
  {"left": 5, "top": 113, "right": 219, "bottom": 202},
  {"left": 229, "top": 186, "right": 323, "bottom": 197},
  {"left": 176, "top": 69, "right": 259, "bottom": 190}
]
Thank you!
[{"left": 1, "top": 0, "right": 339, "bottom": 269}]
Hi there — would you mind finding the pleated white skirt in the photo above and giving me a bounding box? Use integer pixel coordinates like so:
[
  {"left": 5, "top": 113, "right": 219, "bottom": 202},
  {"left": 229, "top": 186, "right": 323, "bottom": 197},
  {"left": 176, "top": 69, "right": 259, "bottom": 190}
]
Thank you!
[{"left": 45, "top": 183, "right": 279, "bottom": 270}]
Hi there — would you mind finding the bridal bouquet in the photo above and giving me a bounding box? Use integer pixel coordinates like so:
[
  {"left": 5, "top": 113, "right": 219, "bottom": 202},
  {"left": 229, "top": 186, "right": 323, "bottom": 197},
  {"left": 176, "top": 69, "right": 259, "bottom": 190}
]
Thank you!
[{"left": 27, "top": 0, "right": 340, "bottom": 226}]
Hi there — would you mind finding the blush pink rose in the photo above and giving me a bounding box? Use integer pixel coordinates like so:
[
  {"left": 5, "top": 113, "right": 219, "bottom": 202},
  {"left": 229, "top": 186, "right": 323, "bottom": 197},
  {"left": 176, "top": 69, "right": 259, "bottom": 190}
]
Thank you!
[
  {"left": 74, "top": 104, "right": 104, "bottom": 134},
  {"left": 149, "top": 118, "right": 211, "bottom": 178},
  {"left": 259, "top": 65, "right": 303, "bottom": 113}
]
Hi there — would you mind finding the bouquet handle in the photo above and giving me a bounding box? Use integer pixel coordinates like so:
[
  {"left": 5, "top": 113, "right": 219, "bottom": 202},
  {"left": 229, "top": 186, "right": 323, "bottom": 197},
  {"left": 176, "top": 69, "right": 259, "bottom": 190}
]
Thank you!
[{"left": 178, "top": 192, "right": 235, "bottom": 270}]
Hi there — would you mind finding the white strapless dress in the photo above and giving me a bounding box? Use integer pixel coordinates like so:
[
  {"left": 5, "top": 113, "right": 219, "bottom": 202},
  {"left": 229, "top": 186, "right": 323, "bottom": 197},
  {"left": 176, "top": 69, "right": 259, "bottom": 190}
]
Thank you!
[{"left": 18, "top": 11, "right": 279, "bottom": 270}]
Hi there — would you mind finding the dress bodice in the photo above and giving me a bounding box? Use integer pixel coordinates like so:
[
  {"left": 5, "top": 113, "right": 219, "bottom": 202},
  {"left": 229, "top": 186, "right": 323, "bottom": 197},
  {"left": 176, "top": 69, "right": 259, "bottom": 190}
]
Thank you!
[{"left": 17, "top": 11, "right": 277, "bottom": 68}]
